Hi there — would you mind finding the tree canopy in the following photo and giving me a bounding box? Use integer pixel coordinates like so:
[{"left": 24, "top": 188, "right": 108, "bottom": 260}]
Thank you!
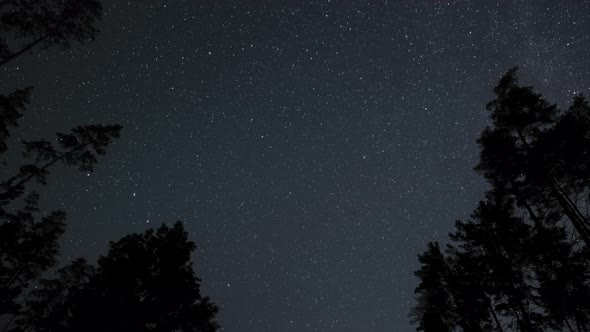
[
  {"left": 0, "top": 0, "right": 220, "bottom": 331},
  {"left": 12, "top": 222, "right": 220, "bottom": 332},
  {"left": 411, "top": 69, "right": 590, "bottom": 331}
]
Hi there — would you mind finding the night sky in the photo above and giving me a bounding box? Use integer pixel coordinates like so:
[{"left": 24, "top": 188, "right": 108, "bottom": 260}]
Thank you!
[{"left": 3, "top": 0, "right": 590, "bottom": 331}]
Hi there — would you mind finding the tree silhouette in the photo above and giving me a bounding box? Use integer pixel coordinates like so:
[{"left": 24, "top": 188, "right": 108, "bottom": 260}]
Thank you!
[
  {"left": 410, "top": 242, "right": 456, "bottom": 332},
  {"left": 0, "top": 1, "right": 221, "bottom": 330},
  {"left": 0, "top": 0, "right": 104, "bottom": 153},
  {"left": 0, "top": 203, "right": 66, "bottom": 318},
  {"left": 411, "top": 69, "right": 590, "bottom": 331},
  {"left": 0, "top": 87, "right": 32, "bottom": 153},
  {"left": 9, "top": 258, "right": 95, "bottom": 332},
  {"left": 412, "top": 189, "right": 590, "bottom": 331},
  {"left": 448, "top": 189, "right": 540, "bottom": 331},
  {"left": 0, "top": 124, "right": 123, "bottom": 203},
  {"left": 531, "top": 227, "right": 590, "bottom": 331},
  {"left": 476, "top": 67, "right": 590, "bottom": 245},
  {"left": 0, "top": 124, "right": 122, "bottom": 321},
  {"left": 0, "top": 0, "right": 121, "bottom": 326},
  {"left": 0, "top": 0, "right": 102, "bottom": 67},
  {"left": 14, "top": 222, "right": 220, "bottom": 332}
]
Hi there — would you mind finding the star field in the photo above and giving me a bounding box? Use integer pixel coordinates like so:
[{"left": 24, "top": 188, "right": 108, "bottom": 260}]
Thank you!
[{"left": 2, "top": 0, "right": 590, "bottom": 331}]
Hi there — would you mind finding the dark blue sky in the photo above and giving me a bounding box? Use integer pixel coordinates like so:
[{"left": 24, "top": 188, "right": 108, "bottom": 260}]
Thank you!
[{"left": 3, "top": 0, "right": 590, "bottom": 330}]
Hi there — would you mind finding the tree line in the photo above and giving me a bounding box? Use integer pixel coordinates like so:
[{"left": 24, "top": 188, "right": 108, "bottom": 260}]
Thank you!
[
  {"left": 0, "top": 0, "right": 219, "bottom": 331},
  {"left": 410, "top": 68, "right": 590, "bottom": 331}
]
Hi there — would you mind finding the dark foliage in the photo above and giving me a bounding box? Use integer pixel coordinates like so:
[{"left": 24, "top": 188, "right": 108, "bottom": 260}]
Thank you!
[
  {"left": 0, "top": 0, "right": 103, "bottom": 154},
  {"left": 0, "top": 124, "right": 120, "bottom": 320},
  {"left": 0, "top": 124, "right": 123, "bottom": 203},
  {"left": 10, "top": 258, "right": 95, "bottom": 332},
  {"left": 0, "top": 0, "right": 102, "bottom": 67},
  {"left": 411, "top": 69, "right": 590, "bottom": 331},
  {"left": 1, "top": 0, "right": 220, "bottom": 331},
  {"left": 0, "top": 204, "right": 66, "bottom": 316},
  {"left": 0, "top": 87, "right": 32, "bottom": 153},
  {"left": 12, "top": 223, "right": 220, "bottom": 332},
  {"left": 410, "top": 242, "right": 455, "bottom": 332},
  {"left": 476, "top": 67, "right": 590, "bottom": 245}
]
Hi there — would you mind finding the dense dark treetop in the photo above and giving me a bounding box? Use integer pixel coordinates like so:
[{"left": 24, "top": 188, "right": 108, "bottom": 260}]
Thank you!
[
  {"left": 411, "top": 70, "right": 590, "bottom": 331},
  {"left": 12, "top": 223, "right": 220, "bottom": 332}
]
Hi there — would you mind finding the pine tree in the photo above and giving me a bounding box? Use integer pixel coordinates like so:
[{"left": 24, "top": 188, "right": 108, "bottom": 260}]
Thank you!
[
  {"left": 448, "top": 189, "right": 538, "bottom": 331},
  {"left": 411, "top": 68, "right": 590, "bottom": 331},
  {"left": 410, "top": 242, "right": 457, "bottom": 332},
  {"left": 0, "top": 125, "right": 121, "bottom": 321},
  {"left": 0, "top": 0, "right": 121, "bottom": 325},
  {"left": 531, "top": 225, "right": 590, "bottom": 331},
  {"left": 0, "top": 0, "right": 102, "bottom": 67},
  {"left": 476, "top": 67, "right": 590, "bottom": 245},
  {"left": 0, "top": 87, "right": 32, "bottom": 153}
]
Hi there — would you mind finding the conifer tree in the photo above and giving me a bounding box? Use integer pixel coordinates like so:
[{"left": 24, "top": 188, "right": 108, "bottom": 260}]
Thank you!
[
  {"left": 0, "top": 125, "right": 122, "bottom": 320},
  {"left": 476, "top": 67, "right": 590, "bottom": 245},
  {"left": 410, "top": 242, "right": 456, "bottom": 332},
  {"left": 0, "top": 0, "right": 120, "bottom": 325},
  {"left": 0, "top": 0, "right": 102, "bottom": 67},
  {"left": 411, "top": 69, "right": 590, "bottom": 331}
]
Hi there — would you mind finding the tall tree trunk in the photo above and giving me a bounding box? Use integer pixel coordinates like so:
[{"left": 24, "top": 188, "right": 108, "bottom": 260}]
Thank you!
[
  {"left": 547, "top": 180, "right": 590, "bottom": 245},
  {"left": 516, "top": 130, "right": 590, "bottom": 246}
]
